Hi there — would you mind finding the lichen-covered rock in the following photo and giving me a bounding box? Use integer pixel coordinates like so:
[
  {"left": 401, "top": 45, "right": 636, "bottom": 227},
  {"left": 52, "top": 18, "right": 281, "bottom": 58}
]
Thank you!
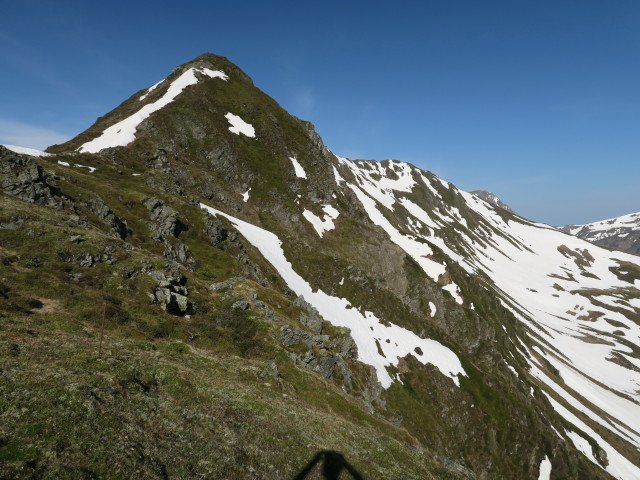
[
  {"left": 144, "top": 197, "right": 187, "bottom": 238},
  {"left": 231, "top": 300, "right": 249, "bottom": 310},
  {"left": 148, "top": 270, "right": 192, "bottom": 315},
  {"left": 208, "top": 281, "right": 232, "bottom": 292}
]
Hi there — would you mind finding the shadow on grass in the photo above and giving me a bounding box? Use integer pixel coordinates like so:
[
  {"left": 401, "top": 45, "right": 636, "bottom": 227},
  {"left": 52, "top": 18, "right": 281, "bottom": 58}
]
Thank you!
[{"left": 294, "top": 450, "right": 363, "bottom": 479}]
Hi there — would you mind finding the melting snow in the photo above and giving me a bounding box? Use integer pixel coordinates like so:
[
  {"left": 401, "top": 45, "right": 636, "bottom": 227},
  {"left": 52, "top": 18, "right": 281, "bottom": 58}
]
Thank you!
[
  {"left": 57, "top": 160, "right": 70, "bottom": 167},
  {"left": 139, "top": 79, "right": 164, "bottom": 101},
  {"left": 199, "top": 202, "right": 466, "bottom": 388},
  {"left": 537, "top": 457, "right": 552, "bottom": 480},
  {"left": 566, "top": 431, "right": 599, "bottom": 464},
  {"left": 73, "top": 163, "right": 96, "bottom": 173},
  {"left": 302, "top": 205, "right": 340, "bottom": 237},
  {"left": 242, "top": 188, "right": 251, "bottom": 202},
  {"left": 290, "top": 156, "right": 307, "bottom": 179},
  {"left": 79, "top": 67, "right": 228, "bottom": 153},
  {"left": 2, "top": 144, "right": 51, "bottom": 157},
  {"left": 225, "top": 112, "right": 255, "bottom": 137}
]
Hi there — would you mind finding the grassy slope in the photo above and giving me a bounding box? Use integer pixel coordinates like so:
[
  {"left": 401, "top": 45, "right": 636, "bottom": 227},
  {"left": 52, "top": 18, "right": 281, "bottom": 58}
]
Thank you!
[{"left": 0, "top": 164, "right": 459, "bottom": 479}]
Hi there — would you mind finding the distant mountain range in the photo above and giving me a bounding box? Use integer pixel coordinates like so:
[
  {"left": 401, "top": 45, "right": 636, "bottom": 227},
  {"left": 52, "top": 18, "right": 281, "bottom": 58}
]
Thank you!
[{"left": 562, "top": 212, "right": 640, "bottom": 256}]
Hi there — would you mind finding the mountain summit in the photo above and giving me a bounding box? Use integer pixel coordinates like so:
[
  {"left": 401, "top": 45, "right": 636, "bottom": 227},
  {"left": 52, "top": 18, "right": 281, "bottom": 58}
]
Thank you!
[{"left": 2, "top": 54, "right": 640, "bottom": 479}]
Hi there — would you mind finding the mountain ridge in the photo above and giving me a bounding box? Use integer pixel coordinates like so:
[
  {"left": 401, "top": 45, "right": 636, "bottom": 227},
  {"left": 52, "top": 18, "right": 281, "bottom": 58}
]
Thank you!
[
  {"left": 2, "top": 53, "right": 640, "bottom": 479},
  {"left": 562, "top": 211, "right": 640, "bottom": 256}
]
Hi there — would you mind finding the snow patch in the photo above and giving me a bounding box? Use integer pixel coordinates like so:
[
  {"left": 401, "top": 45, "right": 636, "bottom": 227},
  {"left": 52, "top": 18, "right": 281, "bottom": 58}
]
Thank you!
[
  {"left": 242, "top": 188, "right": 251, "bottom": 202},
  {"left": 303, "top": 205, "right": 340, "bottom": 237},
  {"left": 73, "top": 163, "right": 96, "bottom": 173},
  {"left": 537, "top": 456, "right": 552, "bottom": 480},
  {"left": 225, "top": 112, "right": 255, "bottom": 137},
  {"left": 290, "top": 156, "right": 307, "bottom": 179},
  {"left": 2, "top": 144, "right": 52, "bottom": 157}
]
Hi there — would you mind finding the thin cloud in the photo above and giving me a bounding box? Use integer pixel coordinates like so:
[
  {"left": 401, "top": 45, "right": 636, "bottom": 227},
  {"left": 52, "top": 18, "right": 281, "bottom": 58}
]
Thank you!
[{"left": 0, "top": 119, "right": 70, "bottom": 149}]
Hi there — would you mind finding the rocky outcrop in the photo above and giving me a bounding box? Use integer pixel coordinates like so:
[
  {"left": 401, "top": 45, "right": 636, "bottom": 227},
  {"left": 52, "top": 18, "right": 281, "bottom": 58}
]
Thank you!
[
  {"left": 470, "top": 190, "right": 514, "bottom": 213},
  {"left": 148, "top": 270, "right": 192, "bottom": 315},
  {"left": 89, "top": 196, "right": 130, "bottom": 239},
  {"left": 203, "top": 216, "right": 228, "bottom": 247},
  {"left": 142, "top": 197, "right": 195, "bottom": 269},
  {"left": 293, "top": 295, "right": 323, "bottom": 334},
  {"left": 0, "top": 147, "right": 62, "bottom": 206},
  {"left": 143, "top": 197, "right": 188, "bottom": 238}
]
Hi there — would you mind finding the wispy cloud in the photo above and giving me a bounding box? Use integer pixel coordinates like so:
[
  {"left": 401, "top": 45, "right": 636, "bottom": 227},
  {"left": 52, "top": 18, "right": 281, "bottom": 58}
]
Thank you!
[{"left": 0, "top": 119, "right": 70, "bottom": 149}]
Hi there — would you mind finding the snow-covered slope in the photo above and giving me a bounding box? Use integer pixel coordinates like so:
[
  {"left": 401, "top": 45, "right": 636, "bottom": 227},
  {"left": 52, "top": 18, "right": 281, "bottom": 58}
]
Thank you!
[
  {"left": 329, "top": 157, "right": 640, "bottom": 479},
  {"left": 563, "top": 212, "right": 640, "bottom": 256},
  {"left": 201, "top": 152, "right": 640, "bottom": 479}
]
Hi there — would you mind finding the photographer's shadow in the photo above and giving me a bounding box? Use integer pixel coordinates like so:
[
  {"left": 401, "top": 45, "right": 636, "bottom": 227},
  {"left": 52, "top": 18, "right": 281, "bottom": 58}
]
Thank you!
[{"left": 294, "top": 450, "right": 363, "bottom": 480}]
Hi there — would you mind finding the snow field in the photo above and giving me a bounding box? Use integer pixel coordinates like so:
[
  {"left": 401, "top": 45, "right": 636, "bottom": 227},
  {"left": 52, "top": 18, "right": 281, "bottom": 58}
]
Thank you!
[{"left": 200, "top": 202, "right": 466, "bottom": 388}]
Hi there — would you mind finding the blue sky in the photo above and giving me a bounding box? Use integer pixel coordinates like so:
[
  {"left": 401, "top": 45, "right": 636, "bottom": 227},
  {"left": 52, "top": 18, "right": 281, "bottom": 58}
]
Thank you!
[{"left": 1, "top": 0, "right": 639, "bottom": 225}]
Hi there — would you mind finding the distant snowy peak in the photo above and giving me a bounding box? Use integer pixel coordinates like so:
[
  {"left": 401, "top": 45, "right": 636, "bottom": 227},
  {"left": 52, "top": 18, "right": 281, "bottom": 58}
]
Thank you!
[
  {"left": 470, "top": 190, "right": 514, "bottom": 213},
  {"left": 78, "top": 67, "right": 228, "bottom": 153},
  {"left": 562, "top": 211, "right": 640, "bottom": 256}
]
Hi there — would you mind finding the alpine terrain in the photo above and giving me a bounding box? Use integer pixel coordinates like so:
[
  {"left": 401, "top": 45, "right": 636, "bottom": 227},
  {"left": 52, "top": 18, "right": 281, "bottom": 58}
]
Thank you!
[
  {"left": 468, "top": 191, "right": 514, "bottom": 214},
  {"left": 562, "top": 213, "right": 640, "bottom": 256},
  {"left": 2, "top": 53, "right": 640, "bottom": 479}
]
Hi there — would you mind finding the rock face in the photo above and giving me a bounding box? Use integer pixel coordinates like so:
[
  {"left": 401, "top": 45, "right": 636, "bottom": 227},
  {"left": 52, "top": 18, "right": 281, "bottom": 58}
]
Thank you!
[
  {"left": 469, "top": 190, "right": 514, "bottom": 213},
  {"left": 562, "top": 211, "right": 640, "bottom": 256},
  {"left": 143, "top": 197, "right": 188, "bottom": 238},
  {"left": 90, "top": 196, "right": 131, "bottom": 239},
  {"left": 0, "top": 147, "right": 62, "bottom": 206}
]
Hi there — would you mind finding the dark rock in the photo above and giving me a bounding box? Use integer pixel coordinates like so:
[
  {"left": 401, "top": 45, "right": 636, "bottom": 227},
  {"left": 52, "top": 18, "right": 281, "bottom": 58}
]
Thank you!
[
  {"left": 143, "top": 197, "right": 188, "bottom": 238},
  {"left": 163, "top": 241, "right": 195, "bottom": 271},
  {"left": 148, "top": 270, "right": 192, "bottom": 315},
  {"left": 294, "top": 295, "right": 323, "bottom": 333},
  {"left": 278, "top": 325, "right": 309, "bottom": 347},
  {"left": 337, "top": 334, "right": 358, "bottom": 361},
  {"left": 0, "top": 150, "right": 62, "bottom": 206},
  {"left": 90, "top": 197, "right": 130, "bottom": 239},
  {"left": 203, "top": 216, "right": 228, "bottom": 246}
]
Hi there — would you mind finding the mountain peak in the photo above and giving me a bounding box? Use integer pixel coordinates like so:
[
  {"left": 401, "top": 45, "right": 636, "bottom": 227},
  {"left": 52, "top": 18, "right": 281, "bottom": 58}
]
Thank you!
[
  {"left": 470, "top": 190, "right": 514, "bottom": 213},
  {"left": 47, "top": 53, "right": 257, "bottom": 154}
]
